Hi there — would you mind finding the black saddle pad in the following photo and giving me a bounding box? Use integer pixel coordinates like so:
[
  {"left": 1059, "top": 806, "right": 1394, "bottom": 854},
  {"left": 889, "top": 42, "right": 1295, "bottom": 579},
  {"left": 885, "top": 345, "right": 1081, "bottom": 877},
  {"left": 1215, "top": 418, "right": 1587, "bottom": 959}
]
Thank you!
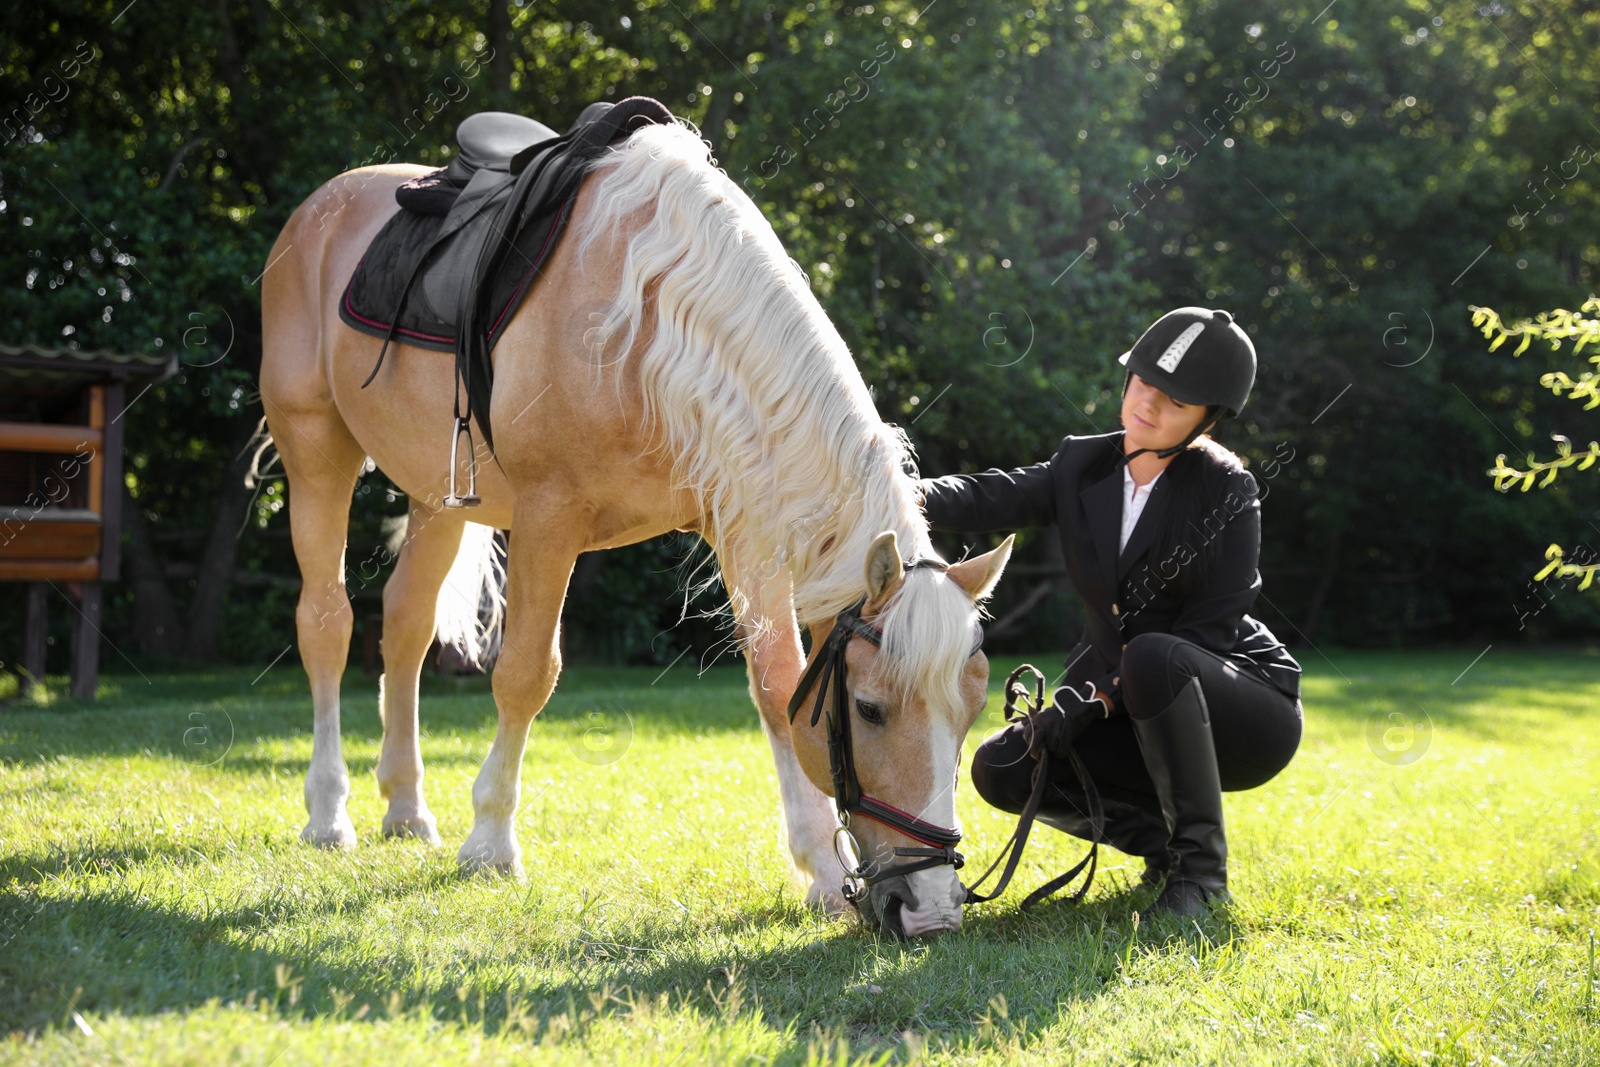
[{"left": 339, "top": 193, "right": 575, "bottom": 353}]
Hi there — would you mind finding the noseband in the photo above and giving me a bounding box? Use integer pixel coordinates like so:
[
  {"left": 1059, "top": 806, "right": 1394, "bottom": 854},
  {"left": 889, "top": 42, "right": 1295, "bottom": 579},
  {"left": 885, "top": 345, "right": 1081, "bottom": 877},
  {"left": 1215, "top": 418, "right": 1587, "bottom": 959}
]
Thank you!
[{"left": 786, "top": 560, "right": 1104, "bottom": 914}]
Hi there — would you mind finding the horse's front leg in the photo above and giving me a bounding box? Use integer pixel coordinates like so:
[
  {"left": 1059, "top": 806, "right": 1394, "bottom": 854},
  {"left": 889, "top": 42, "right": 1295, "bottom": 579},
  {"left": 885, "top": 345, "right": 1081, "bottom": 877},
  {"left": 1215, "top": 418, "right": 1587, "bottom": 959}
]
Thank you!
[
  {"left": 723, "top": 561, "right": 851, "bottom": 915},
  {"left": 457, "top": 501, "right": 581, "bottom": 876}
]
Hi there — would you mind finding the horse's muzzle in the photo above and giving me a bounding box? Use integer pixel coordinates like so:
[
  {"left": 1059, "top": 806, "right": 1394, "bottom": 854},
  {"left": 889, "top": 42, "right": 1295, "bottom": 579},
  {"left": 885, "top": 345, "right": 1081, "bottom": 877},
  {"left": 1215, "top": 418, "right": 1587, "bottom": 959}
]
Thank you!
[{"left": 866, "top": 874, "right": 964, "bottom": 938}]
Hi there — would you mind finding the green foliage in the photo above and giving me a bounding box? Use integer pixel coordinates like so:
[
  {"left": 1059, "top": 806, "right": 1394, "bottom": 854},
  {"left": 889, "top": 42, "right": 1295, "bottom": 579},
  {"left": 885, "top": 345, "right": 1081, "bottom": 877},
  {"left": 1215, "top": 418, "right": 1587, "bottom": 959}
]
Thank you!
[
  {"left": 560, "top": 536, "right": 735, "bottom": 667},
  {"left": 3, "top": 0, "right": 1599, "bottom": 659},
  {"left": 1535, "top": 543, "right": 1599, "bottom": 592},
  {"left": 1470, "top": 296, "right": 1600, "bottom": 598},
  {"left": 1474, "top": 296, "right": 1600, "bottom": 490}
]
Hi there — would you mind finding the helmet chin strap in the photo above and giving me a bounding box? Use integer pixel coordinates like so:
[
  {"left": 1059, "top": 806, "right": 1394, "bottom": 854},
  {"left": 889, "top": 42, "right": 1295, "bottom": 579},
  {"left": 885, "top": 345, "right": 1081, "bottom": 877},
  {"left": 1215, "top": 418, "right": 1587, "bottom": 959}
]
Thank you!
[
  {"left": 1119, "top": 417, "right": 1219, "bottom": 466},
  {"left": 1118, "top": 374, "right": 1220, "bottom": 466}
]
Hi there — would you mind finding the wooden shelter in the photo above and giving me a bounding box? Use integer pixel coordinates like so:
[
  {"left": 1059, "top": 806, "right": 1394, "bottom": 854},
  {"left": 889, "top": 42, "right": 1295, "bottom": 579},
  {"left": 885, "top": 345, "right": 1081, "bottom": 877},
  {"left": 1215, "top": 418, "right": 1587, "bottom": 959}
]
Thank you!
[{"left": 1, "top": 342, "right": 176, "bottom": 699}]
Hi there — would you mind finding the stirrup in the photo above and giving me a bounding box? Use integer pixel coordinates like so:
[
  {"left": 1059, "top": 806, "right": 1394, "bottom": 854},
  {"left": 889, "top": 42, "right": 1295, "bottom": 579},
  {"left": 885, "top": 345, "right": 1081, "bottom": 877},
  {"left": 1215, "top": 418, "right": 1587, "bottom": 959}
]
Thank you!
[{"left": 443, "top": 416, "right": 481, "bottom": 508}]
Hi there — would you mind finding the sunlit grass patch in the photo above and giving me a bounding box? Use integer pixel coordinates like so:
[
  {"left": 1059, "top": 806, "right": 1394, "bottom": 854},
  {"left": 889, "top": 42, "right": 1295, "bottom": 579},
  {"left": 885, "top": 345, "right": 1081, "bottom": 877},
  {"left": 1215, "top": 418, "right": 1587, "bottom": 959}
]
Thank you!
[{"left": 1, "top": 649, "right": 1597, "bottom": 1064}]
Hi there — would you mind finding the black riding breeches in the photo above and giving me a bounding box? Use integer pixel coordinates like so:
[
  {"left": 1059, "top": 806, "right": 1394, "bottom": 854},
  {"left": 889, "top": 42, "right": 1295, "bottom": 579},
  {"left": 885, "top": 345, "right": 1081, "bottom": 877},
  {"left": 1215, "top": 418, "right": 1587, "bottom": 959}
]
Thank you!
[{"left": 971, "top": 633, "right": 1303, "bottom": 838}]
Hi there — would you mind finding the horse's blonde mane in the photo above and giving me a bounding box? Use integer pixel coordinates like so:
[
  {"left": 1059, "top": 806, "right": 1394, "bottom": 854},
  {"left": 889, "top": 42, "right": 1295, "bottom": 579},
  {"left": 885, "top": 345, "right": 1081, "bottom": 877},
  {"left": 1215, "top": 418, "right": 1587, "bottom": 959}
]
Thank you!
[{"left": 573, "top": 121, "right": 981, "bottom": 716}]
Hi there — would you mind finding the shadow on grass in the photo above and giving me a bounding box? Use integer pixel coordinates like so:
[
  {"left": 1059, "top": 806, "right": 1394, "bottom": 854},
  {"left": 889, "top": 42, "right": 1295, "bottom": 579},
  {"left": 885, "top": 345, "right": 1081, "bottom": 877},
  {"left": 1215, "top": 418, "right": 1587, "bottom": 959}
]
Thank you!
[
  {"left": 8, "top": 651, "right": 1591, "bottom": 769},
  {"left": 1, "top": 846, "right": 1234, "bottom": 1048},
  {"left": 0, "top": 663, "right": 767, "bottom": 766}
]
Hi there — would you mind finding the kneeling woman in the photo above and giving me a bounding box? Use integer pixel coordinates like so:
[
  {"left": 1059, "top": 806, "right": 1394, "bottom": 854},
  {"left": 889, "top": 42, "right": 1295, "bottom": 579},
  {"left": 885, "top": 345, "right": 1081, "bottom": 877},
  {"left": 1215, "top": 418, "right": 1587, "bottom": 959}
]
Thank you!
[{"left": 919, "top": 307, "right": 1303, "bottom": 917}]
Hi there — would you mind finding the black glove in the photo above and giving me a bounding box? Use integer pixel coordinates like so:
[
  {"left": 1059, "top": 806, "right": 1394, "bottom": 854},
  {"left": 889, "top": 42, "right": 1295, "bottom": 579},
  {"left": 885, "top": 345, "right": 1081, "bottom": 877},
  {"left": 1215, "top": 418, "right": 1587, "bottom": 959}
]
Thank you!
[{"left": 1030, "top": 685, "right": 1110, "bottom": 756}]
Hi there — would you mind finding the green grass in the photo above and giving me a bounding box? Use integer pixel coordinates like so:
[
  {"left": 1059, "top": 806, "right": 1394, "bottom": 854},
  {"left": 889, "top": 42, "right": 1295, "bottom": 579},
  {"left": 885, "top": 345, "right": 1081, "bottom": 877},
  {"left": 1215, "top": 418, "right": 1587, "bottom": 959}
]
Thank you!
[{"left": 1, "top": 649, "right": 1597, "bottom": 1065}]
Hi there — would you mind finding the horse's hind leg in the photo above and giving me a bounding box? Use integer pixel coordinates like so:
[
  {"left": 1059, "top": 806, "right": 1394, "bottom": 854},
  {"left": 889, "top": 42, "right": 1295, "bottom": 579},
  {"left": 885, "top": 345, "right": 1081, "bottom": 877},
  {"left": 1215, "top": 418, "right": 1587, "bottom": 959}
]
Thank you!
[
  {"left": 374, "top": 502, "right": 468, "bottom": 845},
  {"left": 267, "top": 399, "right": 367, "bottom": 847}
]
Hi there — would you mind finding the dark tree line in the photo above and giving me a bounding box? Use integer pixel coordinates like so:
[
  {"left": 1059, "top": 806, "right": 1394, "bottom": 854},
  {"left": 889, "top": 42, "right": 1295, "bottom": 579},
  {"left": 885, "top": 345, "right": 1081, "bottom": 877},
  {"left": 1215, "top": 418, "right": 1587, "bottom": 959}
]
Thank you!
[{"left": 2, "top": 0, "right": 1596, "bottom": 673}]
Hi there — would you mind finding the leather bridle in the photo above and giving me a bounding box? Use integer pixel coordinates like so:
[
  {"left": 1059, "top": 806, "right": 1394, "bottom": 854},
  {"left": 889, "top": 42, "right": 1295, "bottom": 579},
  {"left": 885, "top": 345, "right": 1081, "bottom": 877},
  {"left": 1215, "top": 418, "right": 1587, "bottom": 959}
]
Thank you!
[
  {"left": 786, "top": 559, "right": 1105, "bottom": 914},
  {"left": 786, "top": 561, "right": 974, "bottom": 906}
]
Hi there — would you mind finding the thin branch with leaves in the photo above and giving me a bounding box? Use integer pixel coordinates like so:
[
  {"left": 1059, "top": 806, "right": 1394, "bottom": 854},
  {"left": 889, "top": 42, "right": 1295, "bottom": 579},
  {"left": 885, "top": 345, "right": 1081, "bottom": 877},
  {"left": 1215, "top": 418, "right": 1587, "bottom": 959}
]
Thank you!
[
  {"left": 1471, "top": 296, "right": 1600, "bottom": 490},
  {"left": 1534, "top": 544, "right": 1600, "bottom": 592}
]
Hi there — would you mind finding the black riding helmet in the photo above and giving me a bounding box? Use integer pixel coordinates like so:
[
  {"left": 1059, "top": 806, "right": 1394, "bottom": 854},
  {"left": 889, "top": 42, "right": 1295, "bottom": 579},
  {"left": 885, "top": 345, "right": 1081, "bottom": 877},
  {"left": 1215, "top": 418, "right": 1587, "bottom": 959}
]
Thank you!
[{"left": 1117, "top": 306, "right": 1257, "bottom": 460}]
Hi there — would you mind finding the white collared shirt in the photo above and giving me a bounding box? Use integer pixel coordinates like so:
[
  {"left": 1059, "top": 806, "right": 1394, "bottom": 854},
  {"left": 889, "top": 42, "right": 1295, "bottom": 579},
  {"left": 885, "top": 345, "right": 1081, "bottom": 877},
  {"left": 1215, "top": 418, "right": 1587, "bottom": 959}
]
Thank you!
[{"left": 1120, "top": 466, "right": 1162, "bottom": 555}]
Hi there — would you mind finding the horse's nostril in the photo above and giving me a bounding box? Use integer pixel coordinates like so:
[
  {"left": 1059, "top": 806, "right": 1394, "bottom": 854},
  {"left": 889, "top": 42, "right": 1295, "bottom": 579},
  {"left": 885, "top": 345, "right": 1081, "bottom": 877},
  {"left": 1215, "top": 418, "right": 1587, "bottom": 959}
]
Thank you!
[
  {"left": 869, "top": 878, "right": 922, "bottom": 939},
  {"left": 879, "top": 895, "right": 908, "bottom": 939}
]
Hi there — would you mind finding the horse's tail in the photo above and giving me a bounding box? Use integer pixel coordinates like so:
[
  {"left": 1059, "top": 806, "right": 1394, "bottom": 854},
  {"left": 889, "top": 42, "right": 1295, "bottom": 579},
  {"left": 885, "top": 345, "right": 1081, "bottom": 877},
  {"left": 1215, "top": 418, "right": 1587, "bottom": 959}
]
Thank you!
[
  {"left": 243, "top": 417, "right": 280, "bottom": 490},
  {"left": 432, "top": 521, "right": 506, "bottom": 670}
]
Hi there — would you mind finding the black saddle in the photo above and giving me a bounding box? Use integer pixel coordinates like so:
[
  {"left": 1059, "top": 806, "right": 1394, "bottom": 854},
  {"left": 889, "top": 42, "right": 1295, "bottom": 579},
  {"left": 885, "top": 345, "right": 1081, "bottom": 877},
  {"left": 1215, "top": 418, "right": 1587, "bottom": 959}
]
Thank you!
[
  {"left": 339, "top": 97, "right": 676, "bottom": 452},
  {"left": 450, "top": 112, "right": 557, "bottom": 177},
  {"left": 394, "top": 109, "right": 602, "bottom": 214}
]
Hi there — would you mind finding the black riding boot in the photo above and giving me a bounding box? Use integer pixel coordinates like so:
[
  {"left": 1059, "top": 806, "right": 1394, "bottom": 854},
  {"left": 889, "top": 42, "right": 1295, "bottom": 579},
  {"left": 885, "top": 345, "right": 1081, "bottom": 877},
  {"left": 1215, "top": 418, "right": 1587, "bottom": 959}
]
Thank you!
[{"left": 1131, "top": 676, "right": 1229, "bottom": 917}]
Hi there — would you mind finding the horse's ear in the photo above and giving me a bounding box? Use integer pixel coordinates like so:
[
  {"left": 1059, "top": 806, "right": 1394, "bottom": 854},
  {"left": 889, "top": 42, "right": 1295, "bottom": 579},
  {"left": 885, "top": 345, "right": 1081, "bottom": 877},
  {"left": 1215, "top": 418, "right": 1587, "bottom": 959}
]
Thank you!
[
  {"left": 947, "top": 534, "right": 1014, "bottom": 603},
  {"left": 863, "top": 530, "right": 903, "bottom": 601}
]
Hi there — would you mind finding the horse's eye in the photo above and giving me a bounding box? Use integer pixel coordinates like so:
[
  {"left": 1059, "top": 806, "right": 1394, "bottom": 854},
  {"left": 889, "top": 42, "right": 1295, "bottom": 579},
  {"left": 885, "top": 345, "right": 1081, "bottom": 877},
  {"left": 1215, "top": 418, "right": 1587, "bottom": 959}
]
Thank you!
[{"left": 855, "top": 699, "right": 885, "bottom": 725}]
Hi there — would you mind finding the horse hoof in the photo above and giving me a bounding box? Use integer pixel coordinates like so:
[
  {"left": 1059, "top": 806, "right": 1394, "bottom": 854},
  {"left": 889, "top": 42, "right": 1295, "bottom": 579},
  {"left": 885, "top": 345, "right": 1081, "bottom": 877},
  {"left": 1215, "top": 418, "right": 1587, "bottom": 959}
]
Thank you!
[
  {"left": 382, "top": 813, "right": 442, "bottom": 845},
  {"left": 300, "top": 819, "right": 357, "bottom": 849},
  {"left": 457, "top": 840, "right": 524, "bottom": 878},
  {"left": 458, "top": 854, "right": 525, "bottom": 878}
]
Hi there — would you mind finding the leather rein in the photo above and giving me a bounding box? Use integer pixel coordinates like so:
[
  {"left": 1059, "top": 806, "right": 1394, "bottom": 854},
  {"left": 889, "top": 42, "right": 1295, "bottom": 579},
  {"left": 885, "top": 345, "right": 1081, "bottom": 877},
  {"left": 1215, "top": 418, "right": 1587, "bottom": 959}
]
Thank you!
[{"left": 786, "top": 559, "right": 1105, "bottom": 912}]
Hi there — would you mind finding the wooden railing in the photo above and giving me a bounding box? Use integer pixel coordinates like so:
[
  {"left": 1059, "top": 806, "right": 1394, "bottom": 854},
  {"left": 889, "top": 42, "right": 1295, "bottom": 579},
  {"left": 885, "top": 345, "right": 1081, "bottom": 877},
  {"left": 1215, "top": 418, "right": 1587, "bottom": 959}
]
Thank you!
[{"left": 0, "top": 383, "right": 114, "bottom": 582}]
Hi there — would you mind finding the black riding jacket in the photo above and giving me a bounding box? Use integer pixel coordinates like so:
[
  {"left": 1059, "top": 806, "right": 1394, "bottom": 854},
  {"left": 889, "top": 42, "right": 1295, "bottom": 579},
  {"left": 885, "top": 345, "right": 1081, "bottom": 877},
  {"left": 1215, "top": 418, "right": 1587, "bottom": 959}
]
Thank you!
[{"left": 918, "top": 431, "right": 1302, "bottom": 710}]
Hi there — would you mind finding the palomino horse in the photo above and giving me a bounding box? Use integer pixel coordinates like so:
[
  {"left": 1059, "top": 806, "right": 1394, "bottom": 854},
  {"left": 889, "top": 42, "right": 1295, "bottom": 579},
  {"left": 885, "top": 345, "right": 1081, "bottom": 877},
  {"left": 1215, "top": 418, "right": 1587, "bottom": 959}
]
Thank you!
[{"left": 259, "top": 120, "right": 1013, "bottom": 936}]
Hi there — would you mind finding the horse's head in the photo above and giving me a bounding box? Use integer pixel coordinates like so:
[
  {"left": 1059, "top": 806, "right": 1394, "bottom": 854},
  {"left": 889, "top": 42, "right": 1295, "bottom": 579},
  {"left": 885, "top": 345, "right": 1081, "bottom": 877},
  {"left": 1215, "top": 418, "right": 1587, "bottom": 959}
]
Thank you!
[{"left": 793, "top": 529, "right": 1014, "bottom": 938}]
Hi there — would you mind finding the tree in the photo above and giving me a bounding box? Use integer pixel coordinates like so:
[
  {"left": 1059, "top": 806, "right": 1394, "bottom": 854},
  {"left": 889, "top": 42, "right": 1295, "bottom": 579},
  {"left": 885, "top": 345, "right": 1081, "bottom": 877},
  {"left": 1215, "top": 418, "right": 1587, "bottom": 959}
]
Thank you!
[{"left": 5, "top": 0, "right": 1598, "bottom": 667}]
